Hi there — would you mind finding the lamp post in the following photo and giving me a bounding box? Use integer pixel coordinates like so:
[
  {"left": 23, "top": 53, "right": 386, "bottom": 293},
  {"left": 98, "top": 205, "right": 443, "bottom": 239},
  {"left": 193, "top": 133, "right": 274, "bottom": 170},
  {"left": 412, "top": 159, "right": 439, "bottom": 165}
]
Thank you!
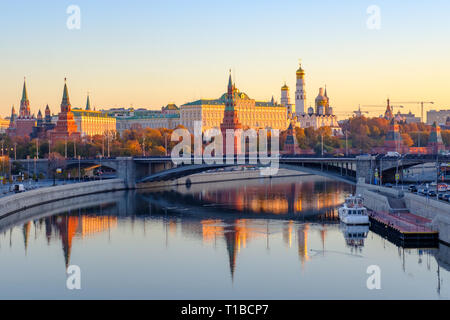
[{"left": 78, "top": 155, "right": 81, "bottom": 182}]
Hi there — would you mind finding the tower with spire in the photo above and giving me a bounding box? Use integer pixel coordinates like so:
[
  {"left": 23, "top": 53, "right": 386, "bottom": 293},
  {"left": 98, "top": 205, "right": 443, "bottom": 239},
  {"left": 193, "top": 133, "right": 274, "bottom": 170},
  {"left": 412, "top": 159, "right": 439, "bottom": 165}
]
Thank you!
[
  {"left": 19, "top": 78, "right": 31, "bottom": 118},
  {"left": 8, "top": 78, "right": 37, "bottom": 137},
  {"left": 295, "top": 61, "right": 306, "bottom": 116},
  {"left": 85, "top": 93, "right": 91, "bottom": 111},
  {"left": 384, "top": 99, "right": 394, "bottom": 121},
  {"left": 220, "top": 72, "right": 243, "bottom": 155},
  {"left": 49, "top": 79, "right": 81, "bottom": 143},
  {"left": 427, "top": 122, "right": 445, "bottom": 154}
]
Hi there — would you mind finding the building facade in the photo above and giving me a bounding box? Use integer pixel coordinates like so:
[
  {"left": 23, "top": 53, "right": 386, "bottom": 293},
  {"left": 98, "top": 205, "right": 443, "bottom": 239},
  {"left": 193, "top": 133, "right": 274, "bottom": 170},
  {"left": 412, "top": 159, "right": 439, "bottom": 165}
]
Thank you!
[
  {"left": 294, "top": 87, "right": 341, "bottom": 135},
  {"left": 427, "top": 109, "right": 450, "bottom": 125},
  {"left": 112, "top": 104, "right": 181, "bottom": 134},
  {"left": 181, "top": 77, "right": 287, "bottom": 133},
  {"left": 72, "top": 95, "right": 116, "bottom": 137}
]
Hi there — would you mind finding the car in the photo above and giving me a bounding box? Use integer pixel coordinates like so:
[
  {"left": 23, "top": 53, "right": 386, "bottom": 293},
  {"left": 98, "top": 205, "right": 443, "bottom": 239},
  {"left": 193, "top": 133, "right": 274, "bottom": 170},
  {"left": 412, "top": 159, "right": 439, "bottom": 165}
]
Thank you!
[
  {"left": 443, "top": 194, "right": 450, "bottom": 202},
  {"left": 438, "top": 193, "right": 446, "bottom": 200},
  {"left": 13, "top": 184, "right": 25, "bottom": 193},
  {"left": 408, "top": 185, "right": 418, "bottom": 192},
  {"left": 386, "top": 151, "right": 401, "bottom": 157},
  {"left": 384, "top": 183, "right": 393, "bottom": 188},
  {"left": 428, "top": 190, "right": 437, "bottom": 197}
]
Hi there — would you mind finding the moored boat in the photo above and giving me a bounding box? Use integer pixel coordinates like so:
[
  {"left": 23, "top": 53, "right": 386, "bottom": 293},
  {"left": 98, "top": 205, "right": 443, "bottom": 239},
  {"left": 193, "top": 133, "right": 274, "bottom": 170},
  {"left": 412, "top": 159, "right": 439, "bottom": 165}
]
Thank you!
[{"left": 338, "top": 195, "right": 370, "bottom": 225}]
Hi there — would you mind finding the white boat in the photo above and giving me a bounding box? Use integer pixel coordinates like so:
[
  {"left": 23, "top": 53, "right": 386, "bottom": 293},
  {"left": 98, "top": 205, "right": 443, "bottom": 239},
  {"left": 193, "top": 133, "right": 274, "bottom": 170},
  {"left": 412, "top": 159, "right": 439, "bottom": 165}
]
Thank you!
[{"left": 338, "top": 195, "right": 370, "bottom": 225}]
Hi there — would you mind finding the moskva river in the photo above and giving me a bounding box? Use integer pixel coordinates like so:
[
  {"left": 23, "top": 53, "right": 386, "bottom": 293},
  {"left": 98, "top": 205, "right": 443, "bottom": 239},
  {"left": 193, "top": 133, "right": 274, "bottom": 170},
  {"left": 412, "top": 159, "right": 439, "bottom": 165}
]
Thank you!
[{"left": 0, "top": 174, "right": 448, "bottom": 299}]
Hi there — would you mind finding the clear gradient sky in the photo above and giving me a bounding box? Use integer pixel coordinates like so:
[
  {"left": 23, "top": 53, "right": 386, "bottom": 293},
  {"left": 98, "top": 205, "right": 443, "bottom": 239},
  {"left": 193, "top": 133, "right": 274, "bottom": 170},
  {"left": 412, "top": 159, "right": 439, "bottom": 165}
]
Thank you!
[{"left": 1, "top": 0, "right": 449, "bottom": 118}]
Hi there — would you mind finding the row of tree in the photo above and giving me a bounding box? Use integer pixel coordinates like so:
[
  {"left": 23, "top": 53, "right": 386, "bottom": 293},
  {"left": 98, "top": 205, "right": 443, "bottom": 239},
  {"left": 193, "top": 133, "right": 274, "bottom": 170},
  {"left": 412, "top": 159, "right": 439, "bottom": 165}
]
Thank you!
[{"left": 0, "top": 117, "right": 449, "bottom": 158}]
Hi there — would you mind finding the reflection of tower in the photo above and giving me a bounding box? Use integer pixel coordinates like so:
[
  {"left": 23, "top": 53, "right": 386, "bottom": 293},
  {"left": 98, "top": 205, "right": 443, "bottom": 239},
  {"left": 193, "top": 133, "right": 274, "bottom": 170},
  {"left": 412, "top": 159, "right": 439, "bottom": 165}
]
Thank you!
[
  {"left": 223, "top": 222, "right": 238, "bottom": 281},
  {"left": 56, "top": 216, "right": 79, "bottom": 269},
  {"left": 23, "top": 222, "right": 31, "bottom": 253},
  {"left": 45, "top": 217, "right": 53, "bottom": 245},
  {"left": 286, "top": 183, "right": 296, "bottom": 214},
  {"left": 282, "top": 221, "right": 294, "bottom": 248},
  {"left": 297, "top": 224, "right": 309, "bottom": 267},
  {"left": 320, "top": 225, "right": 326, "bottom": 251}
]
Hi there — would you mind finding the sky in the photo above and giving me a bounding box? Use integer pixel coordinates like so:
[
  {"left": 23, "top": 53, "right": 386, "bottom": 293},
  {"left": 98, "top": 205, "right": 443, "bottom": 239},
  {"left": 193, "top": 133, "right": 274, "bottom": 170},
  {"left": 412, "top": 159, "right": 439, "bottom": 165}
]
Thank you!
[{"left": 1, "top": 0, "right": 450, "bottom": 118}]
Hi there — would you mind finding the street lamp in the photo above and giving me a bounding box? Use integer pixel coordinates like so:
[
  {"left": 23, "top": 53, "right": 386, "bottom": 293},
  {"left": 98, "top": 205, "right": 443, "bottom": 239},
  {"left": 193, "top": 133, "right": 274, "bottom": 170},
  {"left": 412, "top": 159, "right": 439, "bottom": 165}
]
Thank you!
[{"left": 78, "top": 155, "right": 81, "bottom": 182}]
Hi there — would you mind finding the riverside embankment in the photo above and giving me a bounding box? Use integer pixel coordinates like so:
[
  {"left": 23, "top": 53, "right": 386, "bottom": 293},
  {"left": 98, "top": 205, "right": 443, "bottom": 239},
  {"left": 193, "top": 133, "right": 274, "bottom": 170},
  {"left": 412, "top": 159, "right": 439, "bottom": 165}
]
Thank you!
[
  {"left": 356, "top": 181, "right": 450, "bottom": 244},
  {"left": 0, "top": 179, "right": 126, "bottom": 220}
]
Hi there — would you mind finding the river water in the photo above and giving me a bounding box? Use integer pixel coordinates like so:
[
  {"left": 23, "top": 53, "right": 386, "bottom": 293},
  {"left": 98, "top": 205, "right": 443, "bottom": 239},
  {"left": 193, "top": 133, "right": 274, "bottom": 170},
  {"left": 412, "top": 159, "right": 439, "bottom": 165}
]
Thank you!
[{"left": 0, "top": 173, "right": 449, "bottom": 299}]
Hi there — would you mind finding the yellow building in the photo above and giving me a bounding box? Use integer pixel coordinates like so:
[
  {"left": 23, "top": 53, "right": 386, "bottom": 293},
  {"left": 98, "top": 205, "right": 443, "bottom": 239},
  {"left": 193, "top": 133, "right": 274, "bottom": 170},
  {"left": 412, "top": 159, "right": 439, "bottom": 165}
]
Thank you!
[
  {"left": 72, "top": 95, "right": 116, "bottom": 137},
  {"left": 0, "top": 117, "right": 10, "bottom": 133},
  {"left": 181, "top": 80, "right": 288, "bottom": 133}
]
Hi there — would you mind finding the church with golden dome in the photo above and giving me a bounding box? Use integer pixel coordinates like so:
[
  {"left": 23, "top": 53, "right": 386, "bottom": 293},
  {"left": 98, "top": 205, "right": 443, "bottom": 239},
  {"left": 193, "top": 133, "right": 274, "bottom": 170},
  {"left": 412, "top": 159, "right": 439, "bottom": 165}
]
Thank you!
[{"left": 280, "top": 62, "right": 342, "bottom": 136}]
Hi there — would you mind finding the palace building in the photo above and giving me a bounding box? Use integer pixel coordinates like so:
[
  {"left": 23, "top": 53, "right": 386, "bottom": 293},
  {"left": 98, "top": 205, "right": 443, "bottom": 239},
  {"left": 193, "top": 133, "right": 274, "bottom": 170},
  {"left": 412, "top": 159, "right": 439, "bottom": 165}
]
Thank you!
[
  {"left": 112, "top": 104, "right": 181, "bottom": 134},
  {"left": 72, "top": 94, "right": 116, "bottom": 137},
  {"left": 181, "top": 76, "right": 287, "bottom": 133}
]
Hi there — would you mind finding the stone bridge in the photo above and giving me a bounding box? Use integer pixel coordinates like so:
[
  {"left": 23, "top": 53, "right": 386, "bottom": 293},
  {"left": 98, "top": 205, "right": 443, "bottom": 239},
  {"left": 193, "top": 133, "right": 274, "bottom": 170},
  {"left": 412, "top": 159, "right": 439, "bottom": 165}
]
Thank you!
[{"left": 13, "top": 154, "right": 450, "bottom": 188}]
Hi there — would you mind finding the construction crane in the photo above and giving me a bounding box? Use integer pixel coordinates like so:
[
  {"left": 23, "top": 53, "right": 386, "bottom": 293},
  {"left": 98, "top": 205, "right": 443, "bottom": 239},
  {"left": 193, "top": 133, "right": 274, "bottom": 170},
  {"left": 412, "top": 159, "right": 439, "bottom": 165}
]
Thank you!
[
  {"left": 353, "top": 105, "right": 369, "bottom": 117},
  {"left": 359, "top": 103, "right": 404, "bottom": 116},
  {"left": 391, "top": 101, "right": 434, "bottom": 123}
]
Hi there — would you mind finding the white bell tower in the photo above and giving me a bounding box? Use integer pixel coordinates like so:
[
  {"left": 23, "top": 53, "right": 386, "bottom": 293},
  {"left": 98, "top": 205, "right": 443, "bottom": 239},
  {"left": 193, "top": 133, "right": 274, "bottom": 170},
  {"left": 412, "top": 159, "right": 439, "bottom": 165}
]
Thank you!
[{"left": 295, "top": 61, "right": 306, "bottom": 116}]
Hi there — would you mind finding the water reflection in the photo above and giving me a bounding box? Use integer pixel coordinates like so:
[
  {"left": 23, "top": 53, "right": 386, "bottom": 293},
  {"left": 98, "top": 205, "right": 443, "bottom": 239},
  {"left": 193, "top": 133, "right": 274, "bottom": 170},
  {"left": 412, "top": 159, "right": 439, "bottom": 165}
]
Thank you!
[{"left": 0, "top": 175, "right": 449, "bottom": 299}]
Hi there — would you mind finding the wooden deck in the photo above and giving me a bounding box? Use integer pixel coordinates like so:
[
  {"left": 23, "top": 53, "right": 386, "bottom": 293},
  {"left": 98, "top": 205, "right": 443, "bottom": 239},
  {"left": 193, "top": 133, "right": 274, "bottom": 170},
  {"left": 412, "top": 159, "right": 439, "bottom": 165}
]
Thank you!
[{"left": 368, "top": 210, "right": 439, "bottom": 247}]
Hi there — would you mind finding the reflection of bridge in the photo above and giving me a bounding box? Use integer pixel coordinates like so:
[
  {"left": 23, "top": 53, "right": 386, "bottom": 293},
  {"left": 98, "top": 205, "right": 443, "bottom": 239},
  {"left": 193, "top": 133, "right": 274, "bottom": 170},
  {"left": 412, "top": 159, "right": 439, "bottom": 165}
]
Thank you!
[{"left": 16, "top": 154, "right": 450, "bottom": 188}]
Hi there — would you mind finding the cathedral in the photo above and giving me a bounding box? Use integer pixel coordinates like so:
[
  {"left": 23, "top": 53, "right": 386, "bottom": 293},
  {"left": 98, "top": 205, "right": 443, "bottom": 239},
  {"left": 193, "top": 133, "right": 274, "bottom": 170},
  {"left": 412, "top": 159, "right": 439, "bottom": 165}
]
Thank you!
[{"left": 280, "top": 62, "right": 342, "bottom": 136}]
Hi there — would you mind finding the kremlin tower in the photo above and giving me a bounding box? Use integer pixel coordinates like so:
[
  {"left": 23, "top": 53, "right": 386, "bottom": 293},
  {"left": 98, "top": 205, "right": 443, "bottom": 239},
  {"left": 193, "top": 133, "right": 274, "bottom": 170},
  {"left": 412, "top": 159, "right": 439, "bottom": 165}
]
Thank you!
[
  {"left": 384, "top": 99, "right": 394, "bottom": 121},
  {"left": 7, "top": 78, "right": 37, "bottom": 137},
  {"left": 295, "top": 61, "right": 306, "bottom": 117},
  {"left": 49, "top": 79, "right": 81, "bottom": 143},
  {"left": 427, "top": 122, "right": 445, "bottom": 154},
  {"left": 283, "top": 123, "right": 301, "bottom": 155},
  {"left": 220, "top": 72, "right": 242, "bottom": 156},
  {"left": 384, "top": 119, "right": 403, "bottom": 152}
]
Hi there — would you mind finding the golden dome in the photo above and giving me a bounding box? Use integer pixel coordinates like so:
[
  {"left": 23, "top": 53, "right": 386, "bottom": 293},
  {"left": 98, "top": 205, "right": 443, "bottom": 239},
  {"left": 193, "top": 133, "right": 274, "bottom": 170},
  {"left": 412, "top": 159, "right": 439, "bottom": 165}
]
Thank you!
[
  {"left": 296, "top": 64, "right": 305, "bottom": 75},
  {"left": 281, "top": 83, "right": 289, "bottom": 91}
]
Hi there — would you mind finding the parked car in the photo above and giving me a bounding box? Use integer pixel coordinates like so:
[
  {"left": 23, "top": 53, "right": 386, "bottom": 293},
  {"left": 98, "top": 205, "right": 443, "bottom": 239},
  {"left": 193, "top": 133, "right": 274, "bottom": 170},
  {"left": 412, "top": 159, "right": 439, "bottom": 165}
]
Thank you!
[
  {"left": 385, "top": 183, "right": 393, "bottom": 188},
  {"left": 386, "top": 151, "right": 401, "bottom": 157},
  {"left": 428, "top": 190, "right": 437, "bottom": 197},
  {"left": 13, "top": 184, "right": 25, "bottom": 193},
  {"left": 443, "top": 194, "right": 450, "bottom": 202},
  {"left": 408, "top": 185, "right": 418, "bottom": 192}
]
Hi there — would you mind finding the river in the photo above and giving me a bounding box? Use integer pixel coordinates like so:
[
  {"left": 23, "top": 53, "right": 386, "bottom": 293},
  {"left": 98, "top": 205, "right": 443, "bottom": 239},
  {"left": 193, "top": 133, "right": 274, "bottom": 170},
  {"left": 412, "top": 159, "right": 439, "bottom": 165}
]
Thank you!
[{"left": 0, "top": 173, "right": 448, "bottom": 299}]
